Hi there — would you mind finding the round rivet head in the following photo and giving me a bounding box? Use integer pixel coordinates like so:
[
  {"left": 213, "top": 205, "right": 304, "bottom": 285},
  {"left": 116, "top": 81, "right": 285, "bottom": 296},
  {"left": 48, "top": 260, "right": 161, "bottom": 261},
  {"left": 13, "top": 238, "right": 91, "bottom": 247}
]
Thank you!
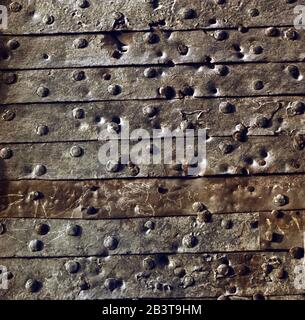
[
  {"left": 0, "top": 147, "right": 13, "bottom": 160},
  {"left": 159, "top": 86, "right": 175, "bottom": 99},
  {"left": 42, "top": 14, "right": 55, "bottom": 25},
  {"left": 104, "top": 278, "right": 120, "bottom": 291},
  {"left": 285, "top": 28, "right": 298, "bottom": 40},
  {"left": 143, "top": 257, "right": 156, "bottom": 270},
  {"left": 7, "top": 39, "right": 20, "bottom": 50},
  {"left": 273, "top": 194, "right": 288, "bottom": 207},
  {"left": 25, "top": 279, "right": 40, "bottom": 293},
  {"left": 66, "top": 224, "right": 81, "bottom": 236},
  {"left": 9, "top": 2, "right": 22, "bottom": 12},
  {"left": 177, "top": 44, "right": 188, "bottom": 55},
  {"left": 249, "top": 8, "right": 259, "bottom": 17},
  {"left": 0, "top": 223, "right": 5, "bottom": 235},
  {"left": 143, "top": 67, "right": 157, "bottom": 78},
  {"left": 3, "top": 73, "right": 17, "bottom": 85},
  {"left": 219, "top": 143, "right": 234, "bottom": 155},
  {"left": 28, "top": 239, "right": 44, "bottom": 252},
  {"left": 72, "top": 70, "right": 85, "bottom": 81},
  {"left": 36, "top": 124, "right": 49, "bottom": 136},
  {"left": 251, "top": 45, "right": 263, "bottom": 55},
  {"left": 256, "top": 116, "right": 269, "bottom": 128},
  {"left": 106, "top": 160, "right": 120, "bottom": 172},
  {"left": 144, "top": 32, "right": 159, "bottom": 44},
  {"left": 72, "top": 108, "right": 85, "bottom": 119},
  {"left": 86, "top": 206, "right": 98, "bottom": 215},
  {"left": 192, "top": 202, "right": 205, "bottom": 212},
  {"left": 33, "top": 164, "right": 47, "bottom": 177},
  {"left": 221, "top": 219, "right": 233, "bottom": 229},
  {"left": 36, "top": 86, "right": 49, "bottom": 97},
  {"left": 287, "top": 101, "right": 305, "bottom": 115},
  {"left": 143, "top": 105, "right": 158, "bottom": 117},
  {"left": 290, "top": 247, "right": 304, "bottom": 259},
  {"left": 35, "top": 223, "right": 49, "bottom": 236},
  {"left": 65, "top": 261, "right": 80, "bottom": 274},
  {"left": 265, "top": 27, "right": 279, "bottom": 37},
  {"left": 103, "top": 236, "right": 118, "bottom": 250},
  {"left": 216, "top": 65, "right": 229, "bottom": 76},
  {"left": 219, "top": 102, "right": 235, "bottom": 113},
  {"left": 286, "top": 65, "right": 300, "bottom": 79},
  {"left": 253, "top": 80, "right": 264, "bottom": 90},
  {"left": 2, "top": 110, "right": 15, "bottom": 121},
  {"left": 73, "top": 38, "right": 88, "bottom": 49},
  {"left": 182, "top": 234, "right": 198, "bottom": 248},
  {"left": 77, "top": 0, "right": 90, "bottom": 8},
  {"left": 107, "top": 84, "right": 121, "bottom": 95},
  {"left": 217, "top": 264, "right": 229, "bottom": 276},
  {"left": 70, "top": 146, "right": 83, "bottom": 157},
  {"left": 214, "top": 30, "right": 228, "bottom": 41}
]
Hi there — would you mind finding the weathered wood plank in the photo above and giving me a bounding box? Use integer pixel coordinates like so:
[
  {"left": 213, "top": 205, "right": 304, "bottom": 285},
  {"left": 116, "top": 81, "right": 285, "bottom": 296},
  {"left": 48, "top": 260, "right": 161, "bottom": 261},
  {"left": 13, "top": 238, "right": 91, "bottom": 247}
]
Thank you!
[
  {"left": 1, "top": 0, "right": 301, "bottom": 34},
  {"left": 0, "top": 175, "right": 304, "bottom": 219},
  {"left": 1, "top": 96, "right": 303, "bottom": 143},
  {"left": 0, "top": 135, "right": 304, "bottom": 179},
  {"left": 0, "top": 252, "right": 303, "bottom": 299},
  {"left": 1, "top": 27, "right": 304, "bottom": 69},
  {"left": 0, "top": 214, "right": 259, "bottom": 257},
  {"left": 1, "top": 63, "right": 305, "bottom": 104}
]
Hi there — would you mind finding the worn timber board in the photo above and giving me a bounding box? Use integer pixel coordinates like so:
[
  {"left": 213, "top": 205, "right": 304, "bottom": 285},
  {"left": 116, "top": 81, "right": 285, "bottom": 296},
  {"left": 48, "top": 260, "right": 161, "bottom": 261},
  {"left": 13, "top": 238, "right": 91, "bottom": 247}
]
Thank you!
[{"left": 1, "top": 0, "right": 302, "bottom": 34}]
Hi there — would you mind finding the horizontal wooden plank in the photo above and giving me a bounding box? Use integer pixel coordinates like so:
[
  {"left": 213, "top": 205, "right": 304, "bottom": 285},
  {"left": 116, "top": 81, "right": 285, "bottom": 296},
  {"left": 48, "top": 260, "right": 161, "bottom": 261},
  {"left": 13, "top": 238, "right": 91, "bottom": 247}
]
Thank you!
[
  {"left": 1, "top": 0, "right": 300, "bottom": 34},
  {"left": 0, "top": 135, "right": 304, "bottom": 179},
  {"left": 0, "top": 252, "right": 302, "bottom": 299},
  {"left": 0, "top": 96, "right": 302, "bottom": 143},
  {"left": 1, "top": 63, "right": 305, "bottom": 104},
  {"left": 0, "top": 175, "right": 305, "bottom": 219},
  {"left": 1, "top": 27, "right": 304, "bottom": 69},
  {"left": 0, "top": 214, "right": 259, "bottom": 257}
]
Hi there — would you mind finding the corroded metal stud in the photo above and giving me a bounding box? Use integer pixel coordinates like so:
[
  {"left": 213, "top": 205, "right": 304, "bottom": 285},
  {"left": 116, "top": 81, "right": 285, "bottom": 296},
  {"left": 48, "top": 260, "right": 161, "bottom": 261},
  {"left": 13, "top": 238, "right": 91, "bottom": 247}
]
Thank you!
[
  {"left": 251, "top": 45, "right": 263, "bottom": 55},
  {"left": 65, "top": 261, "right": 80, "bottom": 274},
  {"left": 256, "top": 116, "right": 269, "bottom": 128},
  {"left": 216, "top": 65, "right": 229, "bottom": 76},
  {"left": 104, "top": 278, "right": 121, "bottom": 291},
  {"left": 36, "top": 124, "right": 49, "bottom": 136},
  {"left": 86, "top": 206, "right": 98, "bottom": 215},
  {"left": 2, "top": 110, "right": 15, "bottom": 121},
  {"left": 25, "top": 279, "right": 40, "bottom": 293},
  {"left": 7, "top": 39, "right": 20, "bottom": 50},
  {"left": 144, "top": 33, "right": 159, "bottom": 44},
  {"left": 144, "top": 220, "right": 155, "bottom": 231},
  {"left": 289, "top": 247, "right": 304, "bottom": 259},
  {"left": 159, "top": 86, "right": 175, "bottom": 99},
  {"left": 180, "top": 8, "right": 196, "bottom": 19},
  {"left": 286, "top": 65, "right": 300, "bottom": 79},
  {"left": 253, "top": 80, "right": 264, "bottom": 90},
  {"left": 73, "top": 38, "right": 88, "bottom": 49},
  {"left": 33, "top": 164, "right": 47, "bottom": 177},
  {"left": 219, "top": 143, "right": 234, "bottom": 155},
  {"left": 0, "top": 147, "right": 13, "bottom": 159},
  {"left": 217, "top": 264, "right": 229, "bottom": 276},
  {"left": 72, "top": 70, "right": 86, "bottom": 81},
  {"left": 214, "top": 30, "right": 228, "bottom": 41},
  {"left": 293, "top": 132, "right": 305, "bottom": 150},
  {"left": 70, "top": 146, "right": 83, "bottom": 157},
  {"left": 177, "top": 44, "right": 189, "bottom": 55},
  {"left": 35, "top": 223, "right": 49, "bottom": 236},
  {"left": 42, "top": 14, "right": 55, "bottom": 25},
  {"left": 284, "top": 28, "right": 298, "bottom": 40},
  {"left": 265, "top": 27, "right": 279, "bottom": 37},
  {"left": 219, "top": 102, "right": 235, "bottom": 113},
  {"left": 77, "top": 0, "right": 90, "bottom": 8},
  {"left": 72, "top": 108, "right": 85, "bottom": 119},
  {"left": 143, "top": 105, "right": 158, "bottom": 117},
  {"left": 107, "top": 84, "right": 121, "bottom": 95},
  {"left": 143, "top": 67, "right": 157, "bottom": 78},
  {"left": 273, "top": 194, "right": 288, "bottom": 207},
  {"left": 9, "top": 2, "right": 22, "bottom": 12},
  {"left": 0, "top": 223, "right": 5, "bottom": 235},
  {"left": 66, "top": 224, "right": 81, "bottom": 236},
  {"left": 28, "top": 239, "right": 44, "bottom": 252},
  {"left": 36, "top": 86, "right": 49, "bottom": 97},
  {"left": 103, "top": 236, "right": 119, "bottom": 250},
  {"left": 182, "top": 234, "right": 198, "bottom": 248},
  {"left": 3, "top": 73, "right": 17, "bottom": 85},
  {"left": 192, "top": 202, "right": 205, "bottom": 212},
  {"left": 106, "top": 160, "right": 120, "bottom": 172},
  {"left": 143, "top": 257, "right": 156, "bottom": 270},
  {"left": 287, "top": 101, "right": 305, "bottom": 115},
  {"left": 253, "top": 293, "right": 265, "bottom": 300}
]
